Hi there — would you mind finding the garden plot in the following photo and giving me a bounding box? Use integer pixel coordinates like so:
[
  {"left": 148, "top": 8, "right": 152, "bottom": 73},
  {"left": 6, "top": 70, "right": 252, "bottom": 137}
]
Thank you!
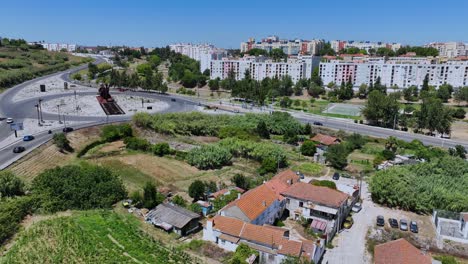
[
  {"left": 41, "top": 94, "right": 169, "bottom": 117},
  {"left": 324, "top": 103, "right": 363, "bottom": 116},
  {"left": 12, "top": 75, "right": 94, "bottom": 102}
]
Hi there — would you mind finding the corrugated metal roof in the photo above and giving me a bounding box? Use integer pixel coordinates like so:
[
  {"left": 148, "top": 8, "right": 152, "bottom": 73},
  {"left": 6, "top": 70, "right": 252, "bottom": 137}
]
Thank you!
[{"left": 146, "top": 203, "right": 199, "bottom": 229}]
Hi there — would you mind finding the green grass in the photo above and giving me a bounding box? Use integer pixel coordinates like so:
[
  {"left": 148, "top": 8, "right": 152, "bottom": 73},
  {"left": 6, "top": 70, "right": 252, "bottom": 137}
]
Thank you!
[
  {"left": 292, "top": 162, "right": 324, "bottom": 177},
  {"left": 1, "top": 210, "right": 199, "bottom": 263}
]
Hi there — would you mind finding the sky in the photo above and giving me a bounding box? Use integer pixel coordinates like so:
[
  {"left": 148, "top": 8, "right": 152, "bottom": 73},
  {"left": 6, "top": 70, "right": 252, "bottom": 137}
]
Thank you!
[{"left": 1, "top": 0, "right": 467, "bottom": 48}]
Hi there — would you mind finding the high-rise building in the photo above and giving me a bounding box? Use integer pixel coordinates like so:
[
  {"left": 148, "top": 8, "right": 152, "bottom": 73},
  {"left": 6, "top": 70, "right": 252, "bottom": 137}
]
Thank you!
[
  {"left": 240, "top": 36, "right": 325, "bottom": 56},
  {"left": 169, "top": 43, "right": 226, "bottom": 71},
  {"left": 426, "top": 42, "right": 468, "bottom": 58},
  {"left": 330, "top": 40, "right": 402, "bottom": 53}
]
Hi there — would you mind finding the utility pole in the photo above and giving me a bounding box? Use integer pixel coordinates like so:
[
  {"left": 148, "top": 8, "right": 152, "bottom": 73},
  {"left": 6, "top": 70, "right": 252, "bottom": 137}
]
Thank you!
[
  {"left": 35, "top": 104, "right": 41, "bottom": 126},
  {"left": 38, "top": 98, "right": 44, "bottom": 123},
  {"left": 57, "top": 105, "right": 62, "bottom": 124}
]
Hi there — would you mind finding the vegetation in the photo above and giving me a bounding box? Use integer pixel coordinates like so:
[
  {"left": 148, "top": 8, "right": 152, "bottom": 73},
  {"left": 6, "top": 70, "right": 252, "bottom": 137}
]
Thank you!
[
  {"left": 213, "top": 190, "right": 240, "bottom": 212},
  {"left": 31, "top": 164, "right": 127, "bottom": 212},
  {"left": 188, "top": 180, "right": 206, "bottom": 201},
  {"left": 0, "top": 171, "right": 25, "bottom": 198},
  {"left": 231, "top": 174, "right": 249, "bottom": 190},
  {"left": 142, "top": 181, "right": 161, "bottom": 209},
  {"left": 52, "top": 132, "right": 73, "bottom": 152},
  {"left": 0, "top": 196, "right": 34, "bottom": 244},
  {"left": 300, "top": 140, "right": 317, "bottom": 156},
  {"left": 312, "top": 180, "right": 337, "bottom": 190},
  {"left": 370, "top": 156, "right": 468, "bottom": 213},
  {"left": 187, "top": 144, "right": 232, "bottom": 169},
  {"left": 1, "top": 211, "right": 197, "bottom": 263},
  {"left": 229, "top": 243, "right": 258, "bottom": 264},
  {"left": 101, "top": 124, "right": 133, "bottom": 142}
]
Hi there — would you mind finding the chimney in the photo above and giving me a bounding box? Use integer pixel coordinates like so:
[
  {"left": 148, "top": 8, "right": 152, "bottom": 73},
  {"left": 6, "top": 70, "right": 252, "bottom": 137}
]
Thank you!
[
  {"left": 262, "top": 200, "right": 267, "bottom": 207},
  {"left": 237, "top": 193, "right": 241, "bottom": 200},
  {"left": 287, "top": 179, "right": 292, "bottom": 185}
]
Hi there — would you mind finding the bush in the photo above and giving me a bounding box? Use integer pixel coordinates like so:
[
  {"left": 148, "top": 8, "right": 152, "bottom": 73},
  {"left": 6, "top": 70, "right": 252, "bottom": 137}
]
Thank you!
[
  {"left": 451, "top": 108, "right": 466, "bottom": 119},
  {"left": 101, "top": 124, "right": 133, "bottom": 142},
  {"left": 189, "top": 203, "right": 202, "bottom": 214},
  {"left": 188, "top": 180, "right": 205, "bottom": 201},
  {"left": 124, "top": 137, "right": 151, "bottom": 151},
  {"left": 312, "top": 180, "right": 337, "bottom": 190},
  {"left": 300, "top": 140, "right": 317, "bottom": 156},
  {"left": 171, "top": 195, "right": 187, "bottom": 207},
  {"left": 152, "top": 142, "right": 172, "bottom": 156},
  {"left": 324, "top": 144, "right": 349, "bottom": 169},
  {"left": 0, "top": 171, "right": 25, "bottom": 198},
  {"left": 0, "top": 196, "right": 34, "bottom": 244},
  {"left": 77, "top": 140, "right": 105, "bottom": 158},
  {"left": 53, "top": 133, "right": 73, "bottom": 152},
  {"left": 31, "top": 164, "right": 127, "bottom": 212},
  {"left": 258, "top": 157, "right": 279, "bottom": 175},
  {"left": 187, "top": 145, "right": 232, "bottom": 170},
  {"left": 231, "top": 174, "right": 249, "bottom": 190}
]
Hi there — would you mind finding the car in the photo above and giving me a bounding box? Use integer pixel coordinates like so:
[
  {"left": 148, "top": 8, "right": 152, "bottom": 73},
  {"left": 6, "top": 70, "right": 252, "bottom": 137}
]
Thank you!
[
  {"left": 389, "top": 218, "right": 399, "bottom": 228},
  {"left": 13, "top": 146, "right": 25, "bottom": 153},
  {"left": 171, "top": 98, "right": 176, "bottom": 102},
  {"left": 376, "top": 215, "right": 385, "bottom": 226},
  {"left": 63, "top": 127, "right": 74, "bottom": 133},
  {"left": 352, "top": 202, "right": 362, "bottom": 213},
  {"left": 332, "top": 172, "right": 340, "bottom": 180},
  {"left": 6, "top": 118, "right": 14, "bottom": 124},
  {"left": 344, "top": 216, "right": 354, "bottom": 229},
  {"left": 23, "top": 135, "right": 34, "bottom": 141},
  {"left": 400, "top": 219, "right": 408, "bottom": 231},
  {"left": 313, "top": 121, "right": 323, "bottom": 126},
  {"left": 410, "top": 221, "right": 418, "bottom": 233}
]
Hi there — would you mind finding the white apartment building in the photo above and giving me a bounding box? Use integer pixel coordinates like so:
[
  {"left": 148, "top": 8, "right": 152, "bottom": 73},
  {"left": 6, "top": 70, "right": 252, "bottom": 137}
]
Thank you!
[
  {"left": 37, "top": 43, "right": 76, "bottom": 52},
  {"left": 210, "top": 56, "right": 321, "bottom": 83},
  {"left": 426, "top": 42, "right": 468, "bottom": 58},
  {"left": 169, "top": 43, "right": 226, "bottom": 72},
  {"left": 240, "top": 36, "right": 324, "bottom": 55},
  {"left": 320, "top": 58, "right": 468, "bottom": 88},
  {"left": 331, "top": 40, "right": 402, "bottom": 53}
]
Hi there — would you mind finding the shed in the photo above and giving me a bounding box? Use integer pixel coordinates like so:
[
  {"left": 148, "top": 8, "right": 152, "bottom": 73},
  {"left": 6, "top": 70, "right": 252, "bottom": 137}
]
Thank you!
[{"left": 146, "top": 203, "right": 200, "bottom": 236}]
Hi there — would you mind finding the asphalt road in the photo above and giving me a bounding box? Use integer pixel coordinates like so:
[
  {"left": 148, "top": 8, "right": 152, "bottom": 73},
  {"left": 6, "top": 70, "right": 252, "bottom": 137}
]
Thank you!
[{"left": 0, "top": 58, "right": 467, "bottom": 169}]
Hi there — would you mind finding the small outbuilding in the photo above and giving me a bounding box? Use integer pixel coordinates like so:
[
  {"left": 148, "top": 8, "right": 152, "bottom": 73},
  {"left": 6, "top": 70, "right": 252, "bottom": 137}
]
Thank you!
[{"left": 145, "top": 203, "right": 200, "bottom": 236}]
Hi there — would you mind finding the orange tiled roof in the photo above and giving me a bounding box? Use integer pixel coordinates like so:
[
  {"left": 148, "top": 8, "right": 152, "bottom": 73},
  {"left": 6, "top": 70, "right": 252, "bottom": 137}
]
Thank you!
[
  {"left": 227, "top": 184, "right": 279, "bottom": 221},
  {"left": 210, "top": 187, "right": 245, "bottom": 199},
  {"left": 212, "top": 215, "right": 245, "bottom": 236},
  {"left": 277, "top": 239, "right": 302, "bottom": 256},
  {"left": 311, "top": 134, "right": 340, "bottom": 146},
  {"left": 374, "top": 239, "right": 432, "bottom": 264},
  {"left": 281, "top": 182, "right": 348, "bottom": 208},
  {"left": 265, "top": 170, "right": 300, "bottom": 200}
]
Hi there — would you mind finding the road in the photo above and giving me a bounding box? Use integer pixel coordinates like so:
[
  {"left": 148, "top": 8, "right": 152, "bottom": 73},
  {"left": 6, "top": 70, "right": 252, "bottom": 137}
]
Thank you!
[{"left": 1, "top": 58, "right": 467, "bottom": 169}]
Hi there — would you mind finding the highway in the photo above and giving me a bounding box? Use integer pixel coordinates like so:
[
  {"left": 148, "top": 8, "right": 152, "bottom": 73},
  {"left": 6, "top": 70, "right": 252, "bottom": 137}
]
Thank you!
[{"left": 0, "top": 59, "right": 467, "bottom": 169}]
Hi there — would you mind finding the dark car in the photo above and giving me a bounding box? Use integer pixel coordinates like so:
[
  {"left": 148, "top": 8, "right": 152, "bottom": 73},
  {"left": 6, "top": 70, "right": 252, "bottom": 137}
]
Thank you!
[
  {"left": 410, "top": 221, "right": 418, "bottom": 233},
  {"left": 313, "top": 121, "right": 323, "bottom": 126},
  {"left": 13, "top": 146, "right": 25, "bottom": 153},
  {"left": 23, "top": 135, "right": 34, "bottom": 141},
  {"left": 63, "top": 127, "right": 74, "bottom": 133},
  {"left": 389, "top": 218, "right": 399, "bottom": 228},
  {"left": 400, "top": 219, "right": 408, "bottom": 231},
  {"left": 171, "top": 98, "right": 176, "bottom": 102},
  {"left": 376, "top": 215, "right": 385, "bottom": 226},
  {"left": 332, "top": 172, "right": 340, "bottom": 180}
]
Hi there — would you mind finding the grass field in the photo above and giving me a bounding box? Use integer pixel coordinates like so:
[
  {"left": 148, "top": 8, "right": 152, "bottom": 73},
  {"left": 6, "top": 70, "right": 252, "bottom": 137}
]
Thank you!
[
  {"left": 291, "top": 162, "right": 325, "bottom": 177},
  {"left": 0, "top": 210, "right": 199, "bottom": 263}
]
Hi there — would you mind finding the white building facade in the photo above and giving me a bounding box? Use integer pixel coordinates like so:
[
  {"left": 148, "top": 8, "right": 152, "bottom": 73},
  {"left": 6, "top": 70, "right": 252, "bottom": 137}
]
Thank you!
[
  {"left": 320, "top": 59, "right": 468, "bottom": 88},
  {"left": 331, "top": 40, "right": 402, "bottom": 53},
  {"left": 241, "top": 36, "right": 324, "bottom": 55},
  {"left": 38, "top": 43, "right": 76, "bottom": 52},
  {"left": 426, "top": 42, "right": 468, "bottom": 58},
  {"left": 169, "top": 43, "right": 226, "bottom": 72}
]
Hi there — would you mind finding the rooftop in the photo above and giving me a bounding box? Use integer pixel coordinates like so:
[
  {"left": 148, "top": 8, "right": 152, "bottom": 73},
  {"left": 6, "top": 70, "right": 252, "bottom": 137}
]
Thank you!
[
  {"left": 310, "top": 134, "right": 340, "bottom": 146},
  {"left": 146, "top": 203, "right": 200, "bottom": 229},
  {"left": 374, "top": 239, "right": 432, "bottom": 264},
  {"left": 281, "top": 182, "right": 349, "bottom": 208}
]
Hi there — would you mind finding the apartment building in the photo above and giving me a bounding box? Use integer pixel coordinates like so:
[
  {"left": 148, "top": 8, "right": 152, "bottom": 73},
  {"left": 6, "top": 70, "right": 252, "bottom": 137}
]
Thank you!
[
  {"left": 31, "top": 42, "right": 77, "bottom": 52},
  {"left": 331, "top": 40, "right": 402, "bottom": 53},
  {"left": 241, "top": 36, "right": 324, "bottom": 55},
  {"left": 169, "top": 43, "right": 226, "bottom": 71},
  {"left": 210, "top": 55, "right": 321, "bottom": 83},
  {"left": 426, "top": 42, "right": 468, "bottom": 58},
  {"left": 320, "top": 57, "right": 468, "bottom": 88}
]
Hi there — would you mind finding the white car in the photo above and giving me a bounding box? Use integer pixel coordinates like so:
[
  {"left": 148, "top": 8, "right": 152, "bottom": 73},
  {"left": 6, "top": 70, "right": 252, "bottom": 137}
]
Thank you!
[
  {"left": 6, "top": 118, "right": 14, "bottom": 124},
  {"left": 352, "top": 202, "right": 362, "bottom": 213}
]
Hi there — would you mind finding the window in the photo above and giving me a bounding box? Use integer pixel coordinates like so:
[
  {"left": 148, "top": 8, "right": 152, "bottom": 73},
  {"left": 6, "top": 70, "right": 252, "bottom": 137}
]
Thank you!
[{"left": 299, "top": 201, "right": 304, "bottom": 208}]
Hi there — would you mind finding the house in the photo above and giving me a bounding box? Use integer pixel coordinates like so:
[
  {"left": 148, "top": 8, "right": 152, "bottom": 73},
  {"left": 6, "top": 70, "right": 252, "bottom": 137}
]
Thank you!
[
  {"left": 281, "top": 182, "right": 351, "bottom": 243},
  {"left": 432, "top": 210, "right": 468, "bottom": 244},
  {"left": 196, "top": 200, "right": 213, "bottom": 216},
  {"left": 209, "top": 186, "right": 245, "bottom": 200},
  {"left": 374, "top": 239, "right": 437, "bottom": 264},
  {"left": 218, "top": 184, "right": 283, "bottom": 225},
  {"left": 311, "top": 134, "right": 341, "bottom": 148},
  {"left": 145, "top": 203, "right": 200, "bottom": 236},
  {"left": 203, "top": 215, "right": 325, "bottom": 264},
  {"left": 264, "top": 169, "right": 301, "bottom": 199}
]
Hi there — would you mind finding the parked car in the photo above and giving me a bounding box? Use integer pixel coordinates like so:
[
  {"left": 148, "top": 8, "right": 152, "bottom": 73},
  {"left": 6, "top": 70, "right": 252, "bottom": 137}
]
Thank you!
[
  {"left": 344, "top": 216, "right": 354, "bottom": 229},
  {"left": 63, "top": 127, "right": 74, "bottom": 133},
  {"left": 410, "top": 221, "right": 418, "bottom": 233},
  {"left": 6, "top": 118, "right": 14, "bottom": 124},
  {"left": 332, "top": 172, "right": 340, "bottom": 180},
  {"left": 376, "top": 215, "right": 385, "bottom": 226},
  {"left": 171, "top": 98, "right": 176, "bottom": 102},
  {"left": 352, "top": 202, "right": 362, "bottom": 213},
  {"left": 400, "top": 219, "right": 408, "bottom": 231},
  {"left": 389, "top": 218, "right": 399, "bottom": 228},
  {"left": 13, "top": 146, "right": 25, "bottom": 153},
  {"left": 313, "top": 121, "right": 323, "bottom": 126},
  {"left": 23, "top": 135, "right": 34, "bottom": 141}
]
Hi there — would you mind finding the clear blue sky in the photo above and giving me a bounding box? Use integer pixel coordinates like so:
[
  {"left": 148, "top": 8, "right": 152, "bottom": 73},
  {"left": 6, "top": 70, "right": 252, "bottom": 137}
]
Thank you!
[{"left": 1, "top": 0, "right": 467, "bottom": 48}]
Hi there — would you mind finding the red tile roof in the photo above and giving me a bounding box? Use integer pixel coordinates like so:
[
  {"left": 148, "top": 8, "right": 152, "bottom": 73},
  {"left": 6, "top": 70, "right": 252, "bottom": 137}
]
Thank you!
[
  {"left": 374, "top": 239, "right": 432, "bottom": 264},
  {"left": 281, "top": 182, "right": 348, "bottom": 208},
  {"left": 311, "top": 134, "right": 340, "bottom": 146},
  {"left": 225, "top": 184, "right": 279, "bottom": 221},
  {"left": 210, "top": 187, "right": 245, "bottom": 199},
  {"left": 264, "top": 170, "right": 300, "bottom": 200}
]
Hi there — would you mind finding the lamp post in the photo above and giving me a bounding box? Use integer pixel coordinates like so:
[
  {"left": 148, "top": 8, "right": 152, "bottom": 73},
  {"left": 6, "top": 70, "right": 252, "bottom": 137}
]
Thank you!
[
  {"left": 57, "top": 105, "right": 62, "bottom": 124},
  {"left": 35, "top": 104, "right": 41, "bottom": 126},
  {"left": 38, "top": 98, "right": 44, "bottom": 123}
]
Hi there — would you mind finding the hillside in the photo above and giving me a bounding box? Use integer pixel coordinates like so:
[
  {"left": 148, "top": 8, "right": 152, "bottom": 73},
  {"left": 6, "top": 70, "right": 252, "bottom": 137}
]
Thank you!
[{"left": 0, "top": 39, "right": 91, "bottom": 91}]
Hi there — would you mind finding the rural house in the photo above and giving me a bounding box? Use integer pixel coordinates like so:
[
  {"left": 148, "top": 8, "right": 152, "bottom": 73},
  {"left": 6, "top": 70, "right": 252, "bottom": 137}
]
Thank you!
[
  {"left": 432, "top": 210, "right": 468, "bottom": 244},
  {"left": 145, "top": 203, "right": 200, "bottom": 236},
  {"left": 281, "top": 182, "right": 351, "bottom": 243},
  {"left": 311, "top": 134, "right": 341, "bottom": 149},
  {"left": 374, "top": 238, "right": 438, "bottom": 264},
  {"left": 203, "top": 215, "right": 325, "bottom": 264}
]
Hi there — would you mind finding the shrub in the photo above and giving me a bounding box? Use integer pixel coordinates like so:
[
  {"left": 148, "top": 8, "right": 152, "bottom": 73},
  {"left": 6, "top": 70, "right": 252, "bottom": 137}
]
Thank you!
[
  {"left": 77, "top": 140, "right": 105, "bottom": 158},
  {"left": 124, "top": 137, "right": 151, "bottom": 151},
  {"left": 258, "top": 157, "right": 279, "bottom": 175},
  {"left": 152, "top": 142, "right": 172, "bottom": 156},
  {"left": 0, "top": 196, "right": 34, "bottom": 244},
  {"left": 312, "top": 180, "right": 337, "bottom": 190},
  {"left": 101, "top": 124, "right": 133, "bottom": 142},
  {"left": 189, "top": 203, "right": 202, "bottom": 214},
  {"left": 324, "top": 144, "right": 349, "bottom": 169},
  {"left": 142, "top": 182, "right": 161, "bottom": 209},
  {"left": 231, "top": 174, "right": 249, "bottom": 190},
  {"left": 451, "top": 108, "right": 466, "bottom": 119},
  {"left": 188, "top": 180, "right": 205, "bottom": 201},
  {"left": 53, "top": 133, "right": 73, "bottom": 152},
  {"left": 187, "top": 145, "right": 232, "bottom": 170},
  {"left": 0, "top": 171, "right": 25, "bottom": 198},
  {"left": 300, "top": 140, "right": 317, "bottom": 156},
  {"left": 171, "top": 195, "right": 187, "bottom": 207}
]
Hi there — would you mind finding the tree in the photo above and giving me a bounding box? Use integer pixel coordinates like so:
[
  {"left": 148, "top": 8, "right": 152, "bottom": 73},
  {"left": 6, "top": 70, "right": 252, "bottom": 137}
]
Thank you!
[
  {"left": 403, "top": 85, "right": 418, "bottom": 102},
  {"left": 453, "top": 86, "right": 468, "bottom": 105},
  {"left": 303, "top": 123, "right": 312, "bottom": 135},
  {"left": 256, "top": 120, "right": 270, "bottom": 139},
  {"left": 232, "top": 174, "right": 249, "bottom": 190},
  {"left": 270, "top": 48, "right": 286, "bottom": 62},
  {"left": 358, "top": 84, "right": 368, "bottom": 99},
  {"left": 148, "top": 55, "right": 161, "bottom": 68},
  {"left": 208, "top": 78, "right": 220, "bottom": 91},
  {"left": 416, "top": 96, "right": 453, "bottom": 135},
  {"left": 0, "top": 171, "right": 24, "bottom": 198},
  {"left": 300, "top": 140, "right": 317, "bottom": 156},
  {"left": 421, "top": 74, "right": 430, "bottom": 92},
  {"left": 143, "top": 181, "right": 159, "bottom": 209},
  {"left": 448, "top": 145, "right": 467, "bottom": 159},
  {"left": 189, "top": 203, "right": 202, "bottom": 214},
  {"left": 171, "top": 195, "right": 187, "bottom": 207},
  {"left": 451, "top": 108, "right": 466, "bottom": 119},
  {"left": 283, "top": 129, "right": 299, "bottom": 145},
  {"left": 87, "top": 63, "right": 98, "bottom": 79},
  {"left": 362, "top": 90, "right": 399, "bottom": 127},
  {"left": 308, "top": 82, "right": 325, "bottom": 98},
  {"left": 437, "top": 84, "right": 453, "bottom": 102},
  {"left": 53, "top": 133, "right": 72, "bottom": 152},
  {"left": 188, "top": 180, "right": 205, "bottom": 201},
  {"left": 311, "top": 67, "right": 323, "bottom": 86},
  {"left": 324, "top": 144, "right": 349, "bottom": 169},
  {"left": 246, "top": 48, "right": 268, "bottom": 56}
]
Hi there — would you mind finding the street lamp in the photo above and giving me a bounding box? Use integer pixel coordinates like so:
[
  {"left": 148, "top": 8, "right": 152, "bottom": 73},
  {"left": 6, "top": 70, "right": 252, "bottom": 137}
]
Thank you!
[
  {"left": 34, "top": 104, "right": 41, "bottom": 126},
  {"left": 57, "top": 105, "right": 62, "bottom": 124},
  {"left": 38, "top": 98, "right": 44, "bottom": 123}
]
